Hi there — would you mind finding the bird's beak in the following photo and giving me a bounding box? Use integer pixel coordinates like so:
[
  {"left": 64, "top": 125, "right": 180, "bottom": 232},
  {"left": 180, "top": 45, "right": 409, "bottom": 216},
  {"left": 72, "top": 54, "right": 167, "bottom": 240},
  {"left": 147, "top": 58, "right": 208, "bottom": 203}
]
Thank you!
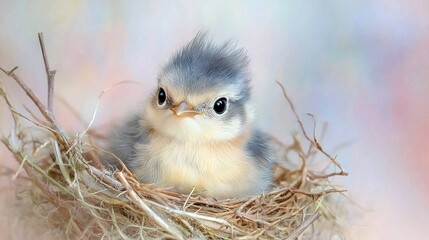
[{"left": 171, "top": 101, "right": 202, "bottom": 117}]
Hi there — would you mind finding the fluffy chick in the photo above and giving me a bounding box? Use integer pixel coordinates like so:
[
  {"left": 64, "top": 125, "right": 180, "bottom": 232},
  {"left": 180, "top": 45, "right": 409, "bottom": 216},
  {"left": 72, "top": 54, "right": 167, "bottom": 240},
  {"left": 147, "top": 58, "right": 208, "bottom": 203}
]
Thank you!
[{"left": 105, "top": 34, "right": 275, "bottom": 199}]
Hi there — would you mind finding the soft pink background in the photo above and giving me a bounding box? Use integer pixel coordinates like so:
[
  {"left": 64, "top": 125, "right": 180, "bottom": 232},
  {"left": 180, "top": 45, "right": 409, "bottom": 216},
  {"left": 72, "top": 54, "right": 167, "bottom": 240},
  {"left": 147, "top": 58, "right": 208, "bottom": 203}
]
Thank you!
[{"left": 1, "top": 1, "right": 428, "bottom": 239}]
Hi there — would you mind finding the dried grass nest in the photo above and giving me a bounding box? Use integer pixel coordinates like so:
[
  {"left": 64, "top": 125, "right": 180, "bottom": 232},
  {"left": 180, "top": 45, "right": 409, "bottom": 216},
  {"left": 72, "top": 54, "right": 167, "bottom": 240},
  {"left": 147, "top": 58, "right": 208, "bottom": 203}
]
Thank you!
[{"left": 0, "top": 35, "right": 348, "bottom": 239}]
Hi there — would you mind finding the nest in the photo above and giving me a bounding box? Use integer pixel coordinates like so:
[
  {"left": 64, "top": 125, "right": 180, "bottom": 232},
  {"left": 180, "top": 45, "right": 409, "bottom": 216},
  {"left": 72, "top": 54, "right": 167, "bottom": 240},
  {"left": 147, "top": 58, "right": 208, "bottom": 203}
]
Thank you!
[{"left": 0, "top": 34, "right": 348, "bottom": 239}]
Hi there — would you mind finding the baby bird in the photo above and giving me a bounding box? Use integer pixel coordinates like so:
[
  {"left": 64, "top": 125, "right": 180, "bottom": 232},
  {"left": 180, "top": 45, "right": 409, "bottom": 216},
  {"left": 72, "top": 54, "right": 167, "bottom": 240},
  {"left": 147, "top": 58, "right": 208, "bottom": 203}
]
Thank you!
[{"left": 106, "top": 34, "right": 275, "bottom": 199}]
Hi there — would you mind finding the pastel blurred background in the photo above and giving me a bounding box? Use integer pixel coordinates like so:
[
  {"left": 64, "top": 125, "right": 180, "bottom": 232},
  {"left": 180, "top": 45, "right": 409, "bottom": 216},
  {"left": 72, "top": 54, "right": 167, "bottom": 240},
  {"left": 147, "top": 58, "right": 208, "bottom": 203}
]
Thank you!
[{"left": 1, "top": 1, "right": 428, "bottom": 239}]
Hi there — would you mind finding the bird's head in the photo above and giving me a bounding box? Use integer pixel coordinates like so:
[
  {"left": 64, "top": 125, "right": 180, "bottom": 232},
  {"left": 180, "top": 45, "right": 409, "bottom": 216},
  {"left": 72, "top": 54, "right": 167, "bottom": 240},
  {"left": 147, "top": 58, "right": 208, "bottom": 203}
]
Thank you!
[{"left": 144, "top": 34, "right": 255, "bottom": 143}]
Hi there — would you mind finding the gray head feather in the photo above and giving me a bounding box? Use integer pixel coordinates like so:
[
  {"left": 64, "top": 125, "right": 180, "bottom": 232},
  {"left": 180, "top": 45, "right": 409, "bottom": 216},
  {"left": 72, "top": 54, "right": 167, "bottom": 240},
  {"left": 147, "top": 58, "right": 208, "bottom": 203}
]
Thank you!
[{"left": 160, "top": 33, "right": 251, "bottom": 98}]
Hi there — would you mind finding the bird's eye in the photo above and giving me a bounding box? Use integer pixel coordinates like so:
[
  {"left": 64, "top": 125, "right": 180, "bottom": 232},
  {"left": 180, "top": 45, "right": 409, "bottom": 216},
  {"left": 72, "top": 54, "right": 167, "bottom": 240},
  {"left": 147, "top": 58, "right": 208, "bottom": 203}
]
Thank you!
[
  {"left": 158, "top": 88, "right": 166, "bottom": 105},
  {"left": 213, "top": 98, "right": 227, "bottom": 115}
]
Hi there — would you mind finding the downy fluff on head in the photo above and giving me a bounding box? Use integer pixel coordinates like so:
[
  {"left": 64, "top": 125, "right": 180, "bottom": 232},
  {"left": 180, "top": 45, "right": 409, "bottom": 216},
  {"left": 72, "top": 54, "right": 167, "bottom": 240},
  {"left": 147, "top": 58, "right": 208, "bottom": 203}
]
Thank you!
[{"left": 144, "top": 33, "right": 255, "bottom": 143}]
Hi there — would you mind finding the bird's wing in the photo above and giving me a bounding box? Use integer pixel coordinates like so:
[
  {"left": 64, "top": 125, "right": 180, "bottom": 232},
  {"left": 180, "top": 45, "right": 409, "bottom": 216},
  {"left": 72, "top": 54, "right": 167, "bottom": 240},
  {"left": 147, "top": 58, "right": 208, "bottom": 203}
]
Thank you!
[
  {"left": 246, "top": 129, "right": 277, "bottom": 170},
  {"left": 102, "top": 114, "right": 149, "bottom": 170}
]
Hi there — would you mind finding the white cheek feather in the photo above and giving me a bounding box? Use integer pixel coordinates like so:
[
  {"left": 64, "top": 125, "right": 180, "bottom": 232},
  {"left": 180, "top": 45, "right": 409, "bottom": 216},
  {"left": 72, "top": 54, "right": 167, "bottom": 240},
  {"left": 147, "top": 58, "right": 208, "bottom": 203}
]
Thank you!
[{"left": 200, "top": 116, "right": 242, "bottom": 141}]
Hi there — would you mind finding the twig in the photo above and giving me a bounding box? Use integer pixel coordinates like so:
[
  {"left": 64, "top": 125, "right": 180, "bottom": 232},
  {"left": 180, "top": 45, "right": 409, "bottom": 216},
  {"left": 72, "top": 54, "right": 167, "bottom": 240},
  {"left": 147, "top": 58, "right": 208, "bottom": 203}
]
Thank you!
[
  {"left": 276, "top": 81, "right": 348, "bottom": 176},
  {"left": 236, "top": 196, "right": 270, "bottom": 225},
  {"left": 2, "top": 68, "right": 67, "bottom": 143},
  {"left": 0, "top": 66, "right": 18, "bottom": 76},
  {"left": 116, "top": 172, "right": 184, "bottom": 240},
  {"left": 38, "top": 32, "right": 56, "bottom": 112},
  {"left": 290, "top": 188, "right": 347, "bottom": 200},
  {"left": 87, "top": 165, "right": 125, "bottom": 191},
  {"left": 286, "top": 211, "right": 320, "bottom": 240},
  {"left": 52, "top": 139, "right": 72, "bottom": 185},
  {"left": 182, "top": 187, "right": 196, "bottom": 211},
  {"left": 251, "top": 218, "right": 282, "bottom": 239},
  {"left": 10, "top": 109, "right": 57, "bottom": 133},
  {"left": 148, "top": 200, "right": 237, "bottom": 232},
  {"left": 308, "top": 171, "right": 347, "bottom": 180},
  {"left": 0, "top": 70, "right": 19, "bottom": 124}
]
